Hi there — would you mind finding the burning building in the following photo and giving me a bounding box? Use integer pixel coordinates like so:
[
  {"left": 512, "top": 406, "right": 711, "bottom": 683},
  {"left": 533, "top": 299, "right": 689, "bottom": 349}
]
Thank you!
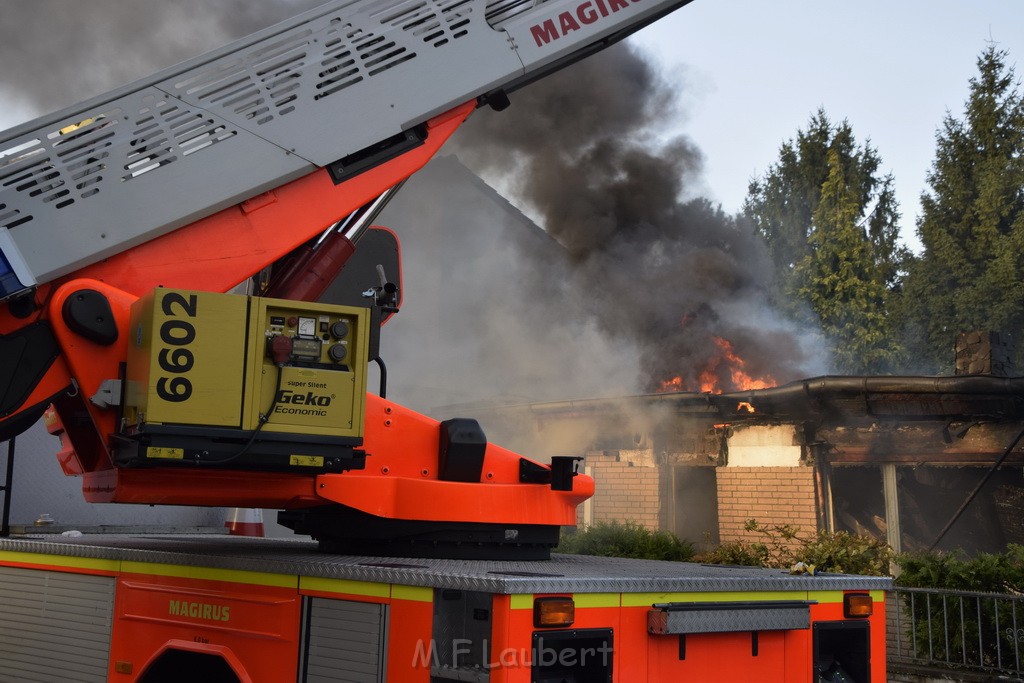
[
  {"left": 455, "top": 372, "right": 1024, "bottom": 555},
  {"left": 361, "top": 154, "right": 1024, "bottom": 556}
]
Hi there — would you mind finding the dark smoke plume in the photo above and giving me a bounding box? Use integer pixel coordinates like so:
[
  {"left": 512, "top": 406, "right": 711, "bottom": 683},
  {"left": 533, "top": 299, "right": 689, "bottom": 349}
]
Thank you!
[{"left": 452, "top": 43, "right": 817, "bottom": 391}]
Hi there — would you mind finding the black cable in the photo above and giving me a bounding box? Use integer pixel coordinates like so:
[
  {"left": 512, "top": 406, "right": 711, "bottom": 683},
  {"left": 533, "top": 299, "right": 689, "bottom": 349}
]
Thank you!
[{"left": 206, "top": 363, "right": 285, "bottom": 465}]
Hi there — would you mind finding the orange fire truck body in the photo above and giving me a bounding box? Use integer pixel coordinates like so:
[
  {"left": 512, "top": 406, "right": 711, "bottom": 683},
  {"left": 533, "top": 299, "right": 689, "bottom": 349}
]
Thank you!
[{"left": 0, "top": 534, "right": 888, "bottom": 682}]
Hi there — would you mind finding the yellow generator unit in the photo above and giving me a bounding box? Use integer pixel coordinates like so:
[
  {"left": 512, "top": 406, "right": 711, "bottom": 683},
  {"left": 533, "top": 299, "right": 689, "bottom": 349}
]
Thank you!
[{"left": 117, "top": 288, "right": 370, "bottom": 473}]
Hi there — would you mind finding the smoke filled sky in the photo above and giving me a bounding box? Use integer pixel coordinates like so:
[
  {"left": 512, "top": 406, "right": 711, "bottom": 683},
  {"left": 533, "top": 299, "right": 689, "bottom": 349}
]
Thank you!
[
  {"left": 451, "top": 42, "right": 811, "bottom": 391},
  {"left": 1, "top": 1, "right": 1021, "bottom": 250},
  {"left": 0, "top": 0, "right": 1020, "bottom": 391}
]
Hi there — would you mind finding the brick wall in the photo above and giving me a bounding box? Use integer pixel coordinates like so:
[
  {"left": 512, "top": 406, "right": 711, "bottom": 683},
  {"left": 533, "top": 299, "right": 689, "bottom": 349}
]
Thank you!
[
  {"left": 716, "top": 466, "right": 818, "bottom": 543},
  {"left": 583, "top": 455, "right": 661, "bottom": 530},
  {"left": 580, "top": 459, "right": 819, "bottom": 540}
]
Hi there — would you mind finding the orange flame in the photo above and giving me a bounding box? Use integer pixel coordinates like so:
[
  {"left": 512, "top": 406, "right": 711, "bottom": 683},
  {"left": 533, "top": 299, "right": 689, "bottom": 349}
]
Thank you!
[
  {"left": 713, "top": 337, "right": 776, "bottom": 391},
  {"left": 658, "top": 376, "right": 685, "bottom": 392},
  {"left": 656, "top": 336, "right": 776, "bottom": 394}
]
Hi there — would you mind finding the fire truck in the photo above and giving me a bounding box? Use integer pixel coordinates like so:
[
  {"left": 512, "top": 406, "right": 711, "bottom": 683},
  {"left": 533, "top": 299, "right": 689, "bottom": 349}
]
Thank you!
[{"left": 0, "top": 0, "right": 891, "bottom": 679}]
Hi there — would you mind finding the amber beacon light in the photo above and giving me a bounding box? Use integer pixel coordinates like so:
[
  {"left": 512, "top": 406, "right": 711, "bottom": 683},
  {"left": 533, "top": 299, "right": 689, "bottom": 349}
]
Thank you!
[
  {"left": 534, "top": 597, "right": 576, "bottom": 628},
  {"left": 844, "top": 593, "right": 874, "bottom": 618}
]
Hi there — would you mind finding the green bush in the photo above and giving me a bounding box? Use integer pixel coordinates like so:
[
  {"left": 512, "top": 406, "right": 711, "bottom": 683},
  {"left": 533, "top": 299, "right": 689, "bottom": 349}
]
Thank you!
[
  {"left": 697, "top": 519, "right": 893, "bottom": 576},
  {"left": 895, "top": 546, "right": 1024, "bottom": 668},
  {"left": 556, "top": 521, "right": 695, "bottom": 562},
  {"left": 558, "top": 518, "right": 892, "bottom": 575},
  {"left": 800, "top": 529, "right": 894, "bottom": 576},
  {"left": 896, "top": 545, "right": 1024, "bottom": 592},
  {"left": 697, "top": 540, "right": 770, "bottom": 567}
]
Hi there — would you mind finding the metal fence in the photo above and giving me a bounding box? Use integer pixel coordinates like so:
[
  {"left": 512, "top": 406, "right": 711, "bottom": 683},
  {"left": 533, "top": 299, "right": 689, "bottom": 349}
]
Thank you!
[{"left": 888, "top": 586, "right": 1024, "bottom": 678}]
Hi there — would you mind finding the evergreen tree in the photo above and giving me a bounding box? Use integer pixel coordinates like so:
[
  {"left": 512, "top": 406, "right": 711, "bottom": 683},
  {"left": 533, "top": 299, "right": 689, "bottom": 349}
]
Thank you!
[
  {"left": 903, "top": 47, "right": 1024, "bottom": 372},
  {"left": 798, "top": 150, "right": 901, "bottom": 372},
  {"left": 745, "top": 111, "right": 907, "bottom": 372}
]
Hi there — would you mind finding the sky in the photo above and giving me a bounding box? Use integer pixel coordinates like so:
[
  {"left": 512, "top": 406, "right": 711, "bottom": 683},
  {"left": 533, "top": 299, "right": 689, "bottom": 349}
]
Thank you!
[
  {"left": 630, "top": 0, "right": 1024, "bottom": 252},
  {"left": 0, "top": 0, "right": 1022, "bottom": 252}
]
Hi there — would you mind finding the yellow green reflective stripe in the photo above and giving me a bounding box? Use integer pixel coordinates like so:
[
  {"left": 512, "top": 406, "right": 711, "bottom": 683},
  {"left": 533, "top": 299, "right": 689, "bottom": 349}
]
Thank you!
[
  {"left": 392, "top": 585, "right": 432, "bottom": 602},
  {"left": 514, "top": 592, "right": 823, "bottom": 609},
  {"left": 621, "top": 591, "right": 810, "bottom": 608},
  {"left": 1, "top": 551, "right": 438, "bottom": 599},
  {"left": 3, "top": 551, "right": 303, "bottom": 588},
  {"left": 121, "top": 560, "right": 295, "bottom": 588},
  {"left": 508, "top": 594, "right": 624, "bottom": 609},
  {"left": 807, "top": 590, "right": 886, "bottom": 604},
  {"left": 509, "top": 593, "right": 618, "bottom": 610},
  {"left": 299, "top": 576, "right": 390, "bottom": 598},
  {"left": 0, "top": 550, "right": 119, "bottom": 573},
  {"left": 573, "top": 593, "right": 620, "bottom": 608},
  {"left": 511, "top": 594, "right": 533, "bottom": 610},
  {"left": 807, "top": 591, "right": 845, "bottom": 605}
]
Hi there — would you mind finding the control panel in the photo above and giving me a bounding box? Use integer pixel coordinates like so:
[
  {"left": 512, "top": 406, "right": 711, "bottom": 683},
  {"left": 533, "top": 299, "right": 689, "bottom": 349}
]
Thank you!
[{"left": 248, "top": 297, "right": 370, "bottom": 438}]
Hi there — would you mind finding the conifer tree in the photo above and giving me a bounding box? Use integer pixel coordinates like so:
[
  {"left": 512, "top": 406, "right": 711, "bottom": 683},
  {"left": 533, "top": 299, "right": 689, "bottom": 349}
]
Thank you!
[
  {"left": 798, "top": 150, "right": 901, "bottom": 372},
  {"left": 903, "top": 47, "right": 1024, "bottom": 371},
  {"left": 745, "top": 111, "right": 906, "bottom": 372}
]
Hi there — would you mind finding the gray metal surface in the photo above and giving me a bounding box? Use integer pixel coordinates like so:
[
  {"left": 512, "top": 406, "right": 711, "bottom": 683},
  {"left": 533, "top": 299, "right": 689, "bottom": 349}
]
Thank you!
[
  {"left": 0, "top": 535, "right": 892, "bottom": 594},
  {"left": 504, "top": 0, "right": 692, "bottom": 79},
  {"left": 648, "top": 601, "right": 812, "bottom": 635},
  {"left": 302, "top": 597, "right": 388, "bottom": 682},
  {"left": 0, "top": 84, "right": 311, "bottom": 284},
  {"left": 0, "top": 0, "right": 689, "bottom": 286},
  {"left": 0, "top": 565, "right": 114, "bottom": 682},
  {"left": 432, "top": 589, "right": 492, "bottom": 679}
]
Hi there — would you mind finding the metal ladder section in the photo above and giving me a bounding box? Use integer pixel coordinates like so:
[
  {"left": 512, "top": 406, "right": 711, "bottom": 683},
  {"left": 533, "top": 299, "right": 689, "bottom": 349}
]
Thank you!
[{"left": 0, "top": 0, "right": 689, "bottom": 295}]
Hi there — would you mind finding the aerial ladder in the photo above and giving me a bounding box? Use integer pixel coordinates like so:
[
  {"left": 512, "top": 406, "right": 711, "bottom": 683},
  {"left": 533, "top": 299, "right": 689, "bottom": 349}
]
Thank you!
[{"left": 0, "top": 0, "right": 693, "bottom": 557}]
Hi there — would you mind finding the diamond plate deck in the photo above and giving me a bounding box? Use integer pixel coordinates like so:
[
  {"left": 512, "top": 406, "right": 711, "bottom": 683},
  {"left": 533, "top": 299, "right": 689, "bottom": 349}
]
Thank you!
[{"left": 0, "top": 535, "right": 892, "bottom": 594}]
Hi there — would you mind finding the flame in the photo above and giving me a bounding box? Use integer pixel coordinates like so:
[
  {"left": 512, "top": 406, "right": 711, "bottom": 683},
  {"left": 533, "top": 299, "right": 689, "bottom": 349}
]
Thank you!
[
  {"left": 712, "top": 337, "right": 776, "bottom": 391},
  {"left": 658, "top": 376, "right": 685, "bottom": 392},
  {"left": 656, "top": 336, "right": 776, "bottom": 394}
]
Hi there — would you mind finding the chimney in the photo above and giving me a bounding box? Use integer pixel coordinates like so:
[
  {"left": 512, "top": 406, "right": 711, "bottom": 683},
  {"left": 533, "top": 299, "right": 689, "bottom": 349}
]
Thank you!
[{"left": 955, "top": 331, "right": 1015, "bottom": 376}]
